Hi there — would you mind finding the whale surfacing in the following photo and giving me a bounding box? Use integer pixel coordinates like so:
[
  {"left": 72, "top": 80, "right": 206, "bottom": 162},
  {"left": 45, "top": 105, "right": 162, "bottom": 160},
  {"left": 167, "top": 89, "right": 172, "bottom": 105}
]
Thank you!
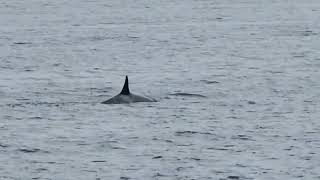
[{"left": 102, "top": 76, "right": 156, "bottom": 104}]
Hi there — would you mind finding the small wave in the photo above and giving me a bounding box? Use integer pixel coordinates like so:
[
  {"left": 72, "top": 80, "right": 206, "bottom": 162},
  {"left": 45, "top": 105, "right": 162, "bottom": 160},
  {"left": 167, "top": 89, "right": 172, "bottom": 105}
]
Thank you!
[
  {"left": 169, "top": 93, "right": 206, "bottom": 98},
  {"left": 0, "top": 144, "right": 8, "bottom": 148},
  {"left": 91, "top": 160, "right": 107, "bottom": 163},
  {"left": 6, "top": 101, "right": 95, "bottom": 107},
  {"left": 228, "top": 176, "right": 240, "bottom": 179},
  {"left": 152, "top": 156, "right": 163, "bottom": 159},
  {"left": 18, "top": 148, "right": 49, "bottom": 153},
  {"left": 201, "top": 80, "right": 219, "bottom": 84},
  {"left": 13, "top": 42, "right": 32, "bottom": 45},
  {"left": 175, "top": 131, "right": 214, "bottom": 136}
]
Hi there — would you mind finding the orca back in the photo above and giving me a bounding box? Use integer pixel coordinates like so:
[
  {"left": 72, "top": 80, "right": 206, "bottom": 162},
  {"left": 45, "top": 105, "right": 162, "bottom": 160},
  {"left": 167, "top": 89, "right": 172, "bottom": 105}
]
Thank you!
[{"left": 101, "top": 76, "right": 156, "bottom": 104}]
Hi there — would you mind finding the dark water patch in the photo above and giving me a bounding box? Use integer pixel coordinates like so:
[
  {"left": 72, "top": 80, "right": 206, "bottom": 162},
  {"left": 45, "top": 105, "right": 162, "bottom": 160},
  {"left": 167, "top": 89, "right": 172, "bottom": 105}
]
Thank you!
[
  {"left": 216, "top": 169, "right": 235, "bottom": 174},
  {"left": 274, "top": 29, "right": 317, "bottom": 38},
  {"left": 228, "top": 176, "right": 240, "bottom": 179},
  {"left": 201, "top": 80, "right": 220, "bottom": 84},
  {"left": 46, "top": 161, "right": 59, "bottom": 164},
  {"left": 0, "top": 144, "right": 8, "bottom": 148},
  {"left": 0, "top": 65, "right": 15, "bottom": 70},
  {"left": 153, "top": 173, "right": 168, "bottom": 178},
  {"left": 36, "top": 168, "right": 48, "bottom": 172},
  {"left": 170, "top": 93, "right": 206, "bottom": 98},
  {"left": 227, "top": 116, "right": 240, "bottom": 119},
  {"left": 190, "top": 157, "right": 201, "bottom": 161},
  {"left": 16, "top": 98, "right": 30, "bottom": 101},
  {"left": 6, "top": 103, "right": 24, "bottom": 108},
  {"left": 30, "top": 160, "right": 63, "bottom": 165},
  {"left": 175, "top": 131, "right": 215, "bottom": 136},
  {"left": 125, "top": 166, "right": 140, "bottom": 171},
  {"left": 153, "top": 138, "right": 174, "bottom": 143},
  {"left": 207, "top": 147, "right": 229, "bottom": 151},
  {"left": 2, "top": 115, "right": 14, "bottom": 120},
  {"left": 127, "top": 136, "right": 139, "bottom": 142},
  {"left": 120, "top": 177, "right": 130, "bottom": 180},
  {"left": 82, "top": 169, "right": 97, "bottom": 173},
  {"left": 165, "top": 139, "right": 174, "bottom": 143},
  {"left": 301, "top": 30, "right": 317, "bottom": 36},
  {"left": 268, "top": 70, "right": 284, "bottom": 74},
  {"left": 231, "top": 135, "right": 254, "bottom": 141},
  {"left": 292, "top": 53, "right": 305, "bottom": 58},
  {"left": 0, "top": 176, "right": 17, "bottom": 180},
  {"left": 235, "top": 163, "right": 247, "bottom": 168},
  {"left": 13, "top": 42, "right": 32, "bottom": 45},
  {"left": 18, "top": 148, "right": 40, "bottom": 153},
  {"left": 92, "top": 160, "right": 107, "bottom": 163},
  {"left": 293, "top": 55, "right": 305, "bottom": 58},
  {"left": 127, "top": 35, "right": 140, "bottom": 39},
  {"left": 7, "top": 101, "right": 94, "bottom": 107},
  {"left": 27, "top": 77, "right": 51, "bottom": 81},
  {"left": 302, "top": 156, "right": 311, "bottom": 160},
  {"left": 89, "top": 87, "right": 112, "bottom": 93},
  {"left": 52, "top": 63, "right": 62, "bottom": 67},
  {"left": 6, "top": 102, "right": 55, "bottom": 107},
  {"left": 30, "top": 116, "right": 42, "bottom": 120},
  {"left": 246, "top": 110, "right": 256, "bottom": 113},
  {"left": 248, "top": 67, "right": 259, "bottom": 70},
  {"left": 284, "top": 146, "right": 294, "bottom": 151},
  {"left": 111, "top": 146, "right": 126, "bottom": 150},
  {"left": 229, "top": 54, "right": 265, "bottom": 61},
  {"left": 305, "top": 131, "right": 317, "bottom": 134},
  {"left": 224, "top": 144, "right": 235, "bottom": 148},
  {"left": 18, "top": 148, "right": 49, "bottom": 154},
  {"left": 86, "top": 69, "right": 102, "bottom": 74},
  {"left": 176, "top": 166, "right": 193, "bottom": 172},
  {"left": 247, "top": 101, "right": 256, "bottom": 104},
  {"left": 267, "top": 157, "right": 279, "bottom": 160},
  {"left": 190, "top": 101, "right": 201, "bottom": 104},
  {"left": 177, "top": 144, "right": 194, "bottom": 147},
  {"left": 152, "top": 156, "right": 163, "bottom": 159},
  {"left": 77, "top": 143, "right": 90, "bottom": 146}
]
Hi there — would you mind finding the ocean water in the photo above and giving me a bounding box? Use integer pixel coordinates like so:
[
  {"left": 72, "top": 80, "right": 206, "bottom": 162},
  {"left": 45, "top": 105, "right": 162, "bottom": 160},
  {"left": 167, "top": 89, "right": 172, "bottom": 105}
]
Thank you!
[{"left": 0, "top": 0, "right": 320, "bottom": 179}]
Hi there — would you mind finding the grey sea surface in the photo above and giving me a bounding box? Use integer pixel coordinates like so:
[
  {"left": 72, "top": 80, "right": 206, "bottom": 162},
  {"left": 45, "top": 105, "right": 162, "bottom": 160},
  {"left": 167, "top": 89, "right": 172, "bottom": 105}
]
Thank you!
[{"left": 1, "top": 0, "right": 320, "bottom": 179}]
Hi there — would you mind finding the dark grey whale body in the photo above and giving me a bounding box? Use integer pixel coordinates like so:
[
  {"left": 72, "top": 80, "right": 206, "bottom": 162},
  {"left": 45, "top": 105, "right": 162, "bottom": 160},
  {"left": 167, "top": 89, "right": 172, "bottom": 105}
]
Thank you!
[{"left": 102, "top": 76, "right": 156, "bottom": 104}]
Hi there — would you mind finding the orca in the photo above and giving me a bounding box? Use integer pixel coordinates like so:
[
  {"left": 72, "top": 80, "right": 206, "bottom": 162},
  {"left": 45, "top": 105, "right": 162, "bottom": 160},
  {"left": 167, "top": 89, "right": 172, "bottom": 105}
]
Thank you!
[{"left": 102, "top": 76, "right": 156, "bottom": 104}]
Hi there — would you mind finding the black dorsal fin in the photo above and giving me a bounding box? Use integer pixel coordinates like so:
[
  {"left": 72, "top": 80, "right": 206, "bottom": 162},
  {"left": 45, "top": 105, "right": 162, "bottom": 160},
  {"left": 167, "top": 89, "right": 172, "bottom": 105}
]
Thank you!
[{"left": 120, "top": 76, "right": 130, "bottom": 95}]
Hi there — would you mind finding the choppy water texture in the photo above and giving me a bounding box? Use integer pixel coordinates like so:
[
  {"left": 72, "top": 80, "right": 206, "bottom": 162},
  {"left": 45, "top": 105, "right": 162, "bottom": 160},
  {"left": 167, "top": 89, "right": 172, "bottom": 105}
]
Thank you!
[{"left": 1, "top": 0, "right": 320, "bottom": 179}]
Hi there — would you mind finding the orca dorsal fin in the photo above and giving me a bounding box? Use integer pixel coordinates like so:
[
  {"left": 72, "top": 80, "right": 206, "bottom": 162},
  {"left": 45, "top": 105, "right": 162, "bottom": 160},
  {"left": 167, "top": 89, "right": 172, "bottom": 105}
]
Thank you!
[{"left": 120, "top": 76, "right": 130, "bottom": 95}]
